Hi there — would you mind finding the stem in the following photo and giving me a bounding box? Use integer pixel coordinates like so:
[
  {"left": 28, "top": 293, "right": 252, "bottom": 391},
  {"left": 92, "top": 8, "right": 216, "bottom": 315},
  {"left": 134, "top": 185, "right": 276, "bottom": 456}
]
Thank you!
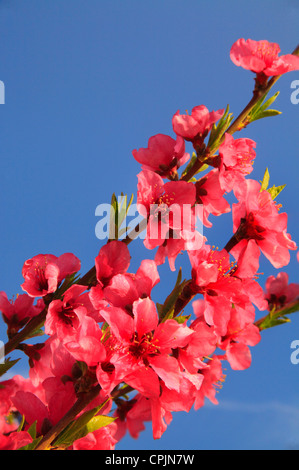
[
  {"left": 4, "top": 307, "right": 48, "bottom": 357},
  {"left": 173, "top": 281, "right": 196, "bottom": 317},
  {"left": 76, "top": 266, "right": 96, "bottom": 287},
  {"left": 180, "top": 145, "right": 208, "bottom": 182},
  {"left": 255, "top": 299, "right": 299, "bottom": 331},
  {"left": 122, "top": 217, "right": 148, "bottom": 246},
  {"left": 224, "top": 220, "right": 247, "bottom": 253}
]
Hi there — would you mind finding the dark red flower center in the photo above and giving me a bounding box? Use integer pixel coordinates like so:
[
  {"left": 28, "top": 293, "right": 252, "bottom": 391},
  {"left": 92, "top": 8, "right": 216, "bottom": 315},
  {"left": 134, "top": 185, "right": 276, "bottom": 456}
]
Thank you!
[{"left": 128, "top": 332, "right": 160, "bottom": 361}]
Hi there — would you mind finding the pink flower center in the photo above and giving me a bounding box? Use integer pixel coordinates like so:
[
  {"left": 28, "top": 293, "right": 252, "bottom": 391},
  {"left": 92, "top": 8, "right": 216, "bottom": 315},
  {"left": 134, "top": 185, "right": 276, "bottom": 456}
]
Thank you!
[
  {"left": 253, "top": 42, "right": 280, "bottom": 67},
  {"left": 236, "top": 150, "right": 255, "bottom": 173},
  {"left": 152, "top": 193, "right": 177, "bottom": 224},
  {"left": 207, "top": 248, "right": 237, "bottom": 279}
]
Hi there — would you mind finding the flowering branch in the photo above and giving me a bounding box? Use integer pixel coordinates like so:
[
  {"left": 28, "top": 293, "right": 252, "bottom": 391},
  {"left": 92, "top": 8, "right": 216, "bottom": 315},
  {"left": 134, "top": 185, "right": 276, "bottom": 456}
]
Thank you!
[
  {"left": 3, "top": 44, "right": 299, "bottom": 359},
  {"left": 1, "top": 38, "right": 299, "bottom": 451}
]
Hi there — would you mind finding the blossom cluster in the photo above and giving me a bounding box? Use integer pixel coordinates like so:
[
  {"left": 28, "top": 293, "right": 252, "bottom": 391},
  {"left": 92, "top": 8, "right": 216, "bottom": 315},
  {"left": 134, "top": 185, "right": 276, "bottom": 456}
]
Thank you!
[{"left": 0, "top": 38, "right": 298, "bottom": 450}]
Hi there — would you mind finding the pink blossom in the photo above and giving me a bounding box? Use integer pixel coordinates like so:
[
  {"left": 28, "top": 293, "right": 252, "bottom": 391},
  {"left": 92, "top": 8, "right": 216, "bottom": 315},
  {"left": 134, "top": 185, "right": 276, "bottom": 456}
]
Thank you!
[
  {"left": 230, "top": 180, "right": 297, "bottom": 277},
  {"left": 137, "top": 169, "right": 196, "bottom": 253},
  {"left": 45, "top": 284, "right": 105, "bottom": 340},
  {"left": 193, "top": 356, "right": 225, "bottom": 410},
  {"left": 132, "top": 133, "right": 190, "bottom": 178},
  {"left": 95, "top": 241, "right": 131, "bottom": 287},
  {"left": 189, "top": 245, "right": 242, "bottom": 335},
  {"left": 42, "top": 377, "right": 77, "bottom": 424},
  {"left": 113, "top": 397, "right": 149, "bottom": 442},
  {"left": 72, "top": 422, "right": 118, "bottom": 450},
  {"left": 98, "top": 298, "right": 193, "bottom": 397},
  {"left": 218, "top": 133, "right": 256, "bottom": 192},
  {"left": 123, "top": 381, "right": 196, "bottom": 441},
  {"left": 264, "top": 272, "right": 299, "bottom": 310},
  {"left": 102, "top": 259, "right": 159, "bottom": 308},
  {"left": 178, "top": 310, "right": 218, "bottom": 376},
  {"left": 188, "top": 244, "right": 267, "bottom": 336},
  {"left": 154, "top": 236, "right": 186, "bottom": 272},
  {"left": 123, "top": 393, "right": 172, "bottom": 440},
  {"left": 0, "top": 291, "right": 44, "bottom": 334},
  {"left": 28, "top": 336, "right": 60, "bottom": 386},
  {"left": 0, "top": 375, "right": 36, "bottom": 435},
  {"left": 0, "top": 431, "right": 32, "bottom": 450},
  {"left": 11, "top": 379, "right": 76, "bottom": 435},
  {"left": 219, "top": 306, "right": 261, "bottom": 370},
  {"left": 230, "top": 39, "right": 299, "bottom": 77},
  {"left": 64, "top": 312, "right": 106, "bottom": 367},
  {"left": 172, "top": 105, "right": 224, "bottom": 145},
  {"left": 11, "top": 391, "right": 50, "bottom": 435},
  {"left": 21, "top": 253, "right": 81, "bottom": 298},
  {"left": 195, "top": 169, "right": 231, "bottom": 227}
]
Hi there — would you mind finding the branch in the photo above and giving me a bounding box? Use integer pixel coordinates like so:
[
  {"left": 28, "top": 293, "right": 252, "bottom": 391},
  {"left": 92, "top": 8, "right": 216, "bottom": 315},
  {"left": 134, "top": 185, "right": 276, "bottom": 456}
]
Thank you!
[
  {"left": 3, "top": 44, "right": 298, "bottom": 363},
  {"left": 255, "top": 299, "right": 299, "bottom": 331},
  {"left": 182, "top": 44, "right": 299, "bottom": 183},
  {"left": 4, "top": 307, "right": 48, "bottom": 357}
]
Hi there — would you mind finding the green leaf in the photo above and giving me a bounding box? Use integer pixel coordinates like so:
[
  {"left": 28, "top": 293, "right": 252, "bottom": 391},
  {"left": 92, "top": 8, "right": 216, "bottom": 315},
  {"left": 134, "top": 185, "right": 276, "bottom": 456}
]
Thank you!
[
  {"left": 259, "top": 168, "right": 286, "bottom": 200},
  {"left": 207, "top": 104, "right": 234, "bottom": 153},
  {"left": 267, "top": 184, "right": 286, "bottom": 200},
  {"left": 173, "top": 314, "right": 191, "bottom": 324},
  {"left": 0, "top": 358, "right": 20, "bottom": 377},
  {"left": 118, "top": 193, "right": 134, "bottom": 229},
  {"left": 161, "top": 308, "right": 175, "bottom": 322},
  {"left": 53, "top": 402, "right": 113, "bottom": 449},
  {"left": 250, "top": 91, "right": 280, "bottom": 117},
  {"left": 259, "top": 315, "right": 291, "bottom": 331},
  {"left": 17, "top": 415, "right": 26, "bottom": 433},
  {"left": 248, "top": 91, "right": 281, "bottom": 124},
  {"left": 260, "top": 168, "right": 270, "bottom": 191},
  {"left": 109, "top": 193, "right": 119, "bottom": 241},
  {"left": 258, "top": 301, "right": 299, "bottom": 331},
  {"left": 181, "top": 152, "right": 197, "bottom": 177},
  {"left": 108, "top": 192, "right": 134, "bottom": 241},
  {"left": 25, "top": 328, "right": 45, "bottom": 340},
  {"left": 85, "top": 415, "right": 116, "bottom": 435},
  {"left": 27, "top": 421, "right": 37, "bottom": 439},
  {"left": 251, "top": 109, "right": 281, "bottom": 121}
]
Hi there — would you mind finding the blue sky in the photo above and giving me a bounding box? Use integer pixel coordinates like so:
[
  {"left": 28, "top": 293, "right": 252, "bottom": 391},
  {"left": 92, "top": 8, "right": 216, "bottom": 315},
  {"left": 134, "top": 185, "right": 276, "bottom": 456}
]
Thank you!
[{"left": 0, "top": 0, "right": 298, "bottom": 450}]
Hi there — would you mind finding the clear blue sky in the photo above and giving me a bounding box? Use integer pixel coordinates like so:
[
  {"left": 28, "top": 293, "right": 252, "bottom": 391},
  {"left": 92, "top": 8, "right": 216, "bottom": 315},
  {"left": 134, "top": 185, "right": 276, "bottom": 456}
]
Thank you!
[{"left": 0, "top": 0, "right": 298, "bottom": 450}]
